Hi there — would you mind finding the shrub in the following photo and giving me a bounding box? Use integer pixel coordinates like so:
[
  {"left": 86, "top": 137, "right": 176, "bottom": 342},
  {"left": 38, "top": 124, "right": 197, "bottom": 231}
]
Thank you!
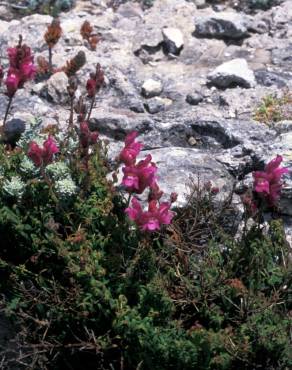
[
  {"left": 0, "top": 29, "right": 291, "bottom": 370},
  {"left": 254, "top": 91, "right": 292, "bottom": 126},
  {"left": 1, "top": 144, "right": 290, "bottom": 369},
  {"left": 248, "top": 0, "right": 283, "bottom": 10},
  {"left": 10, "top": 0, "right": 75, "bottom": 16}
]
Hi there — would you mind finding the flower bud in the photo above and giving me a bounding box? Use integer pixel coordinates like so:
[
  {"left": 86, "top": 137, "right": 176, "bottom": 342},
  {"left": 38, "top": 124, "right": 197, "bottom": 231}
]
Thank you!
[
  {"left": 211, "top": 187, "right": 219, "bottom": 195},
  {"left": 170, "top": 192, "right": 178, "bottom": 203}
]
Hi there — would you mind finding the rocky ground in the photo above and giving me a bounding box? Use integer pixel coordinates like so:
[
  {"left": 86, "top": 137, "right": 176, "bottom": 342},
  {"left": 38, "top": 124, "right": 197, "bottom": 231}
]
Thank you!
[{"left": 0, "top": 0, "right": 291, "bottom": 239}]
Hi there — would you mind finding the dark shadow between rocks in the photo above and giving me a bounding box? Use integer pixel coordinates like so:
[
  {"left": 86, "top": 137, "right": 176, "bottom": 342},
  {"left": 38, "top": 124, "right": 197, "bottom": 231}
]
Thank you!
[
  {"left": 190, "top": 121, "right": 240, "bottom": 149},
  {"left": 206, "top": 80, "right": 250, "bottom": 90},
  {"left": 192, "top": 31, "right": 248, "bottom": 47},
  {"left": 134, "top": 43, "right": 164, "bottom": 63}
]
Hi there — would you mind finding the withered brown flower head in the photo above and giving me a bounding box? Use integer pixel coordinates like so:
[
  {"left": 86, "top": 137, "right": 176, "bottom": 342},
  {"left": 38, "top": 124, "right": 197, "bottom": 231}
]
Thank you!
[
  {"left": 94, "top": 63, "right": 105, "bottom": 90},
  {"left": 63, "top": 51, "right": 86, "bottom": 77},
  {"left": 89, "top": 35, "right": 100, "bottom": 51},
  {"left": 225, "top": 279, "right": 247, "bottom": 294},
  {"left": 36, "top": 56, "right": 50, "bottom": 74},
  {"left": 67, "top": 76, "right": 78, "bottom": 97},
  {"left": 74, "top": 96, "right": 87, "bottom": 122},
  {"left": 80, "top": 21, "right": 93, "bottom": 40},
  {"left": 80, "top": 20, "right": 100, "bottom": 51},
  {"left": 44, "top": 19, "right": 62, "bottom": 48}
]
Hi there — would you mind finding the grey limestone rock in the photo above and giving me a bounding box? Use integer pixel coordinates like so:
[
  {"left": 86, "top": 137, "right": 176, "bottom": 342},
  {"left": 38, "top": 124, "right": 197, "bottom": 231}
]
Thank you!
[
  {"left": 44, "top": 72, "right": 70, "bottom": 105},
  {"left": 142, "top": 147, "right": 234, "bottom": 206},
  {"left": 186, "top": 92, "right": 203, "bottom": 105},
  {"left": 207, "top": 59, "right": 256, "bottom": 88},
  {"left": 194, "top": 12, "right": 250, "bottom": 40},
  {"left": 162, "top": 27, "right": 184, "bottom": 55},
  {"left": 145, "top": 97, "right": 172, "bottom": 114},
  {"left": 141, "top": 79, "right": 163, "bottom": 98}
]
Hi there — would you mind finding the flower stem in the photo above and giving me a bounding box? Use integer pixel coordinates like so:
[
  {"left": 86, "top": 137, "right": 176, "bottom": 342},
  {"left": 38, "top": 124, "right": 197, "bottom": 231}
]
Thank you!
[
  {"left": 48, "top": 47, "right": 53, "bottom": 72},
  {"left": 87, "top": 94, "right": 96, "bottom": 121},
  {"left": 126, "top": 192, "right": 132, "bottom": 208},
  {"left": 3, "top": 96, "right": 13, "bottom": 129},
  {"left": 41, "top": 166, "right": 58, "bottom": 204},
  {"left": 69, "top": 96, "right": 74, "bottom": 131}
]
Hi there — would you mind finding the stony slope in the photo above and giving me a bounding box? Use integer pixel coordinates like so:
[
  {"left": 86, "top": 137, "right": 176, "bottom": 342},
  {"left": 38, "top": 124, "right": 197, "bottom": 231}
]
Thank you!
[{"left": 0, "top": 0, "right": 291, "bottom": 236}]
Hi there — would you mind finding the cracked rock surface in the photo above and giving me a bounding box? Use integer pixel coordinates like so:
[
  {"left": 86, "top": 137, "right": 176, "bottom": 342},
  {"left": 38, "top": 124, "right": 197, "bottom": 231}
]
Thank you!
[{"left": 0, "top": 0, "right": 291, "bottom": 233}]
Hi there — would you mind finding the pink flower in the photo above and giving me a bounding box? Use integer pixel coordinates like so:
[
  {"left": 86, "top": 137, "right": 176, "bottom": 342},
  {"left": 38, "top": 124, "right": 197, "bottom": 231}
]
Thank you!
[
  {"left": 122, "top": 154, "right": 157, "bottom": 194},
  {"left": 79, "top": 121, "right": 99, "bottom": 148},
  {"left": 8, "top": 45, "right": 34, "bottom": 69},
  {"left": 86, "top": 63, "right": 104, "bottom": 97},
  {"left": 5, "top": 43, "right": 35, "bottom": 96},
  {"left": 27, "top": 141, "right": 43, "bottom": 167},
  {"left": 20, "top": 62, "right": 36, "bottom": 82},
  {"left": 5, "top": 69, "right": 20, "bottom": 97},
  {"left": 253, "top": 155, "right": 289, "bottom": 206},
  {"left": 7, "top": 47, "right": 19, "bottom": 67},
  {"left": 119, "top": 131, "right": 143, "bottom": 166},
  {"left": 148, "top": 200, "right": 174, "bottom": 226},
  {"left": 125, "top": 197, "right": 174, "bottom": 232},
  {"left": 28, "top": 135, "right": 59, "bottom": 167},
  {"left": 211, "top": 187, "right": 220, "bottom": 195},
  {"left": 86, "top": 78, "right": 97, "bottom": 97},
  {"left": 42, "top": 136, "right": 59, "bottom": 164}
]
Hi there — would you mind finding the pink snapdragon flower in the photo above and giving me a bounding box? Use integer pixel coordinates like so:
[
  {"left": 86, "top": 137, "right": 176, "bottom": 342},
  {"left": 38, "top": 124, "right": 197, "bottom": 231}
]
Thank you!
[
  {"left": 27, "top": 142, "right": 43, "bottom": 167},
  {"left": 253, "top": 155, "right": 289, "bottom": 206},
  {"left": 20, "top": 62, "right": 36, "bottom": 82},
  {"left": 7, "top": 47, "right": 19, "bottom": 67},
  {"left": 8, "top": 44, "right": 33, "bottom": 69},
  {"left": 42, "top": 136, "right": 59, "bottom": 164},
  {"left": 86, "top": 78, "right": 97, "bottom": 97},
  {"left": 122, "top": 154, "right": 157, "bottom": 194},
  {"left": 28, "top": 135, "right": 59, "bottom": 167},
  {"left": 86, "top": 63, "right": 104, "bottom": 97},
  {"left": 79, "top": 121, "right": 99, "bottom": 148},
  {"left": 125, "top": 197, "right": 174, "bottom": 232},
  {"left": 5, "top": 42, "right": 36, "bottom": 97},
  {"left": 119, "top": 131, "right": 143, "bottom": 166},
  {"left": 5, "top": 69, "right": 20, "bottom": 97}
]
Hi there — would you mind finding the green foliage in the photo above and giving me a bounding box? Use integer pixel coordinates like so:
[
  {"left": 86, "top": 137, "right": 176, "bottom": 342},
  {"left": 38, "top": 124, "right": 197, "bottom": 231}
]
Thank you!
[
  {"left": 108, "top": 0, "right": 155, "bottom": 10},
  {"left": 0, "top": 121, "right": 290, "bottom": 369},
  {"left": 248, "top": 0, "right": 283, "bottom": 10},
  {"left": 10, "top": 0, "right": 75, "bottom": 16},
  {"left": 165, "top": 218, "right": 292, "bottom": 370},
  {"left": 254, "top": 92, "right": 292, "bottom": 126}
]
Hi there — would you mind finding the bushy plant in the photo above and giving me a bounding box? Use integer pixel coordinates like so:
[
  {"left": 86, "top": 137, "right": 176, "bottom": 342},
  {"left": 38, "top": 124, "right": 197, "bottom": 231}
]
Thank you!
[
  {"left": 0, "top": 27, "right": 291, "bottom": 370},
  {"left": 206, "top": 0, "right": 284, "bottom": 12},
  {"left": 108, "top": 0, "right": 155, "bottom": 10},
  {"left": 10, "top": 0, "right": 75, "bottom": 16},
  {"left": 254, "top": 91, "right": 292, "bottom": 126},
  {"left": 248, "top": 0, "right": 283, "bottom": 10}
]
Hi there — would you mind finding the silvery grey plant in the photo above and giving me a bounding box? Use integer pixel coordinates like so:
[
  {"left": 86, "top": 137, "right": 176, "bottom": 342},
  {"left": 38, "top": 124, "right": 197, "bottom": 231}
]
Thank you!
[
  {"left": 3, "top": 176, "right": 26, "bottom": 199},
  {"left": 54, "top": 177, "right": 77, "bottom": 199},
  {"left": 20, "top": 156, "right": 39, "bottom": 177},
  {"left": 46, "top": 161, "right": 71, "bottom": 180}
]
